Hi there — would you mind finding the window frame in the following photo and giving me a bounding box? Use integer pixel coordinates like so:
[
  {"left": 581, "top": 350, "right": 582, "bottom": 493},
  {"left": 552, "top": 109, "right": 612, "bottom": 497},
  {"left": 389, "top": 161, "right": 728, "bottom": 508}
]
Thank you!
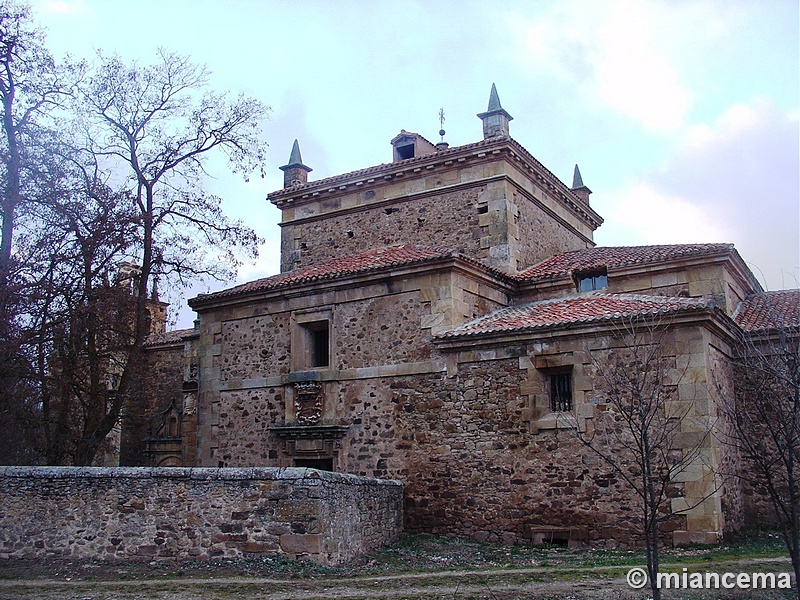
[
  {"left": 575, "top": 269, "right": 608, "bottom": 292},
  {"left": 291, "top": 310, "right": 333, "bottom": 371},
  {"left": 549, "top": 371, "right": 573, "bottom": 413}
]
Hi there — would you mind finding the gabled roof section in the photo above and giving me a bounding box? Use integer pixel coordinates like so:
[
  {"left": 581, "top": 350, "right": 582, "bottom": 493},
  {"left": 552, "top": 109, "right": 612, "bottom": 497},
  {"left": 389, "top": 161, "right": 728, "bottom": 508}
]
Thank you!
[
  {"left": 734, "top": 289, "right": 800, "bottom": 331},
  {"left": 518, "top": 244, "right": 736, "bottom": 281},
  {"left": 190, "top": 244, "right": 464, "bottom": 306},
  {"left": 435, "top": 293, "right": 716, "bottom": 339}
]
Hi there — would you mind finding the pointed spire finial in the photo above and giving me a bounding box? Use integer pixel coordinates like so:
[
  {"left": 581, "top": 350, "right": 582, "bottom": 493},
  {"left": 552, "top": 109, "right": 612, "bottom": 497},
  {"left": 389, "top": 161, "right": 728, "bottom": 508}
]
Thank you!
[
  {"left": 571, "top": 164, "right": 592, "bottom": 203},
  {"left": 572, "top": 164, "right": 584, "bottom": 189},
  {"left": 487, "top": 83, "right": 502, "bottom": 112},
  {"left": 280, "top": 139, "right": 312, "bottom": 188},
  {"left": 287, "top": 139, "right": 304, "bottom": 166},
  {"left": 477, "top": 83, "right": 513, "bottom": 139}
]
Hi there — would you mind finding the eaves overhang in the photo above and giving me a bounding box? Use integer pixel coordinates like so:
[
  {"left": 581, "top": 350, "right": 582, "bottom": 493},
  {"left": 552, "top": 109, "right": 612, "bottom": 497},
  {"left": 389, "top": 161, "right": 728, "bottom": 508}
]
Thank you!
[
  {"left": 267, "top": 136, "right": 602, "bottom": 231},
  {"left": 189, "top": 253, "right": 513, "bottom": 313},
  {"left": 433, "top": 297, "right": 739, "bottom": 352},
  {"left": 514, "top": 244, "right": 762, "bottom": 295}
]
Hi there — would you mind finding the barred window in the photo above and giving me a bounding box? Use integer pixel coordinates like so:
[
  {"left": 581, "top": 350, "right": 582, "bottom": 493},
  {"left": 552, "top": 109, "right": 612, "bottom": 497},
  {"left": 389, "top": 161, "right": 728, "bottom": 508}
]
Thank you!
[{"left": 550, "top": 373, "right": 573, "bottom": 412}]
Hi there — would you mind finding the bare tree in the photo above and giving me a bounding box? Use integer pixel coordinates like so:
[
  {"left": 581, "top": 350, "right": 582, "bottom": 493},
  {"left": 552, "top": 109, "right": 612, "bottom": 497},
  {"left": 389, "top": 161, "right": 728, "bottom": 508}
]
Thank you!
[
  {"left": 76, "top": 48, "right": 267, "bottom": 301},
  {"left": 0, "top": 7, "right": 268, "bottom": 464},
  {"left": 718, "top": 293, "right": 800, "bottom": 597},
  {"left": 572, "top": 315, "right": 716, "bottom": 600},
  {"left": 0, "top": 1, "right": 83, "bottom": 465},
  {"left": 0, "top": 0, "right": 70, "bottom": 285},
  {"left": 68, "top": 49, "right": 268, "bottom": 463},
  {"left": 21, "top": 146, "right": 138, "bottom": 465}
]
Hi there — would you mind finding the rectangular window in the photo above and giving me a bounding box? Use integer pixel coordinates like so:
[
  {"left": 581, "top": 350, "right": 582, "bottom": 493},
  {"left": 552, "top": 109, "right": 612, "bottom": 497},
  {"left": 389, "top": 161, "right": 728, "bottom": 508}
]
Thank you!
[
  {"left": 310, "top": 326, "right": 329, "bottom": 368},
  {"left": 300, "top": 320, "right": 329, "bottom": 368},
  {"left": 550, "top": 373, "right": 573, "bottom": 412},
  {"left": 292, "top": 311, "right": 333, "bottom": 372},
  {"left": 577, "top": 270, "right": 608, "bottom": 292}
]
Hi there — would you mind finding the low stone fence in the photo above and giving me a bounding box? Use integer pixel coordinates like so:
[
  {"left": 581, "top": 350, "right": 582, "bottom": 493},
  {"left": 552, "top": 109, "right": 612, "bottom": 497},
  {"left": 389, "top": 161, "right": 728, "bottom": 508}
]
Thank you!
[{"left": 0, "top": 466, "right": 403, "bottom": 565}]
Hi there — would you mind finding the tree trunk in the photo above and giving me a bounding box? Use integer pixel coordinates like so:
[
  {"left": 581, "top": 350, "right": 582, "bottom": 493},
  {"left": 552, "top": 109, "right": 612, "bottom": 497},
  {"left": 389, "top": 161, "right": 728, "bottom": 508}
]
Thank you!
[{"left": 0, "top": 89, "right": 20, "bottom": 288}]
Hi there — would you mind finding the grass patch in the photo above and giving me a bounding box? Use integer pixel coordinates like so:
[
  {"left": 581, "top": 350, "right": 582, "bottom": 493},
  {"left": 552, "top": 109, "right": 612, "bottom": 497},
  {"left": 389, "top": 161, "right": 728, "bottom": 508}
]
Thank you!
[{"left": 0, "top": 529, "right": 791, "bottom": 588}]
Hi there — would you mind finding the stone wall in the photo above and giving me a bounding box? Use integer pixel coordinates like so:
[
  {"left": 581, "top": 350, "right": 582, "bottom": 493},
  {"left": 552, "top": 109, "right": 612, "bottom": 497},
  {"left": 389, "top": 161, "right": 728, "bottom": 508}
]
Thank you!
[
  {"left": 281, "top": 186, "right": 486, "bottom": 273},
  {"left": 510, "top": 184, "right": 594, "bottom": 271},
  {"left": 0, "top": 467, "right": 403, "bottom": 565},
  {"left": 274, "top": 140, "right": 600, "bottom": 275},
  {"left": 187, "top": 257, "right": 736, "bottom": 547},
  {"left": 139, "top": 342, "right": 186, "bottom": 464},
  {"left": 194, "top": 264, "right": 506, "bottom": 468}
]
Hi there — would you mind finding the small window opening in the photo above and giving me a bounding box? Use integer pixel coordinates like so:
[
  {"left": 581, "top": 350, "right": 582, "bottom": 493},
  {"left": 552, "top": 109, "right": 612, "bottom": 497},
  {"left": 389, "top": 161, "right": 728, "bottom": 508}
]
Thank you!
[
  {"left": 477, "top": 205, "right": 489, "bottom": 214},
  {"left": 576, "top": 269, "right": 608, "bottom": 292},
  {"left": 395, "top": 144, "right": 414, "bottom": 160},
  {"left": 310, "top": 327, "right": 329, "bottom": 368},
  {"left": 550, "top": 373, "right": 573, "bottom": 412},
  {"left": 299, "top": 319, "right": 330, "bottom": 368},
  {"left": 384, "top": 207, "right": 400, "bottom": 215}
]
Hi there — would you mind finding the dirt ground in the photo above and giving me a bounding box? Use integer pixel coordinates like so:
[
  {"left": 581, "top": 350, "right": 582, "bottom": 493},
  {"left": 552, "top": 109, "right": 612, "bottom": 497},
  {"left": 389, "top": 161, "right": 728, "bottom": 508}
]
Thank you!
[{"left": 0, "top": 535, "right": 795, "bottom": 600}]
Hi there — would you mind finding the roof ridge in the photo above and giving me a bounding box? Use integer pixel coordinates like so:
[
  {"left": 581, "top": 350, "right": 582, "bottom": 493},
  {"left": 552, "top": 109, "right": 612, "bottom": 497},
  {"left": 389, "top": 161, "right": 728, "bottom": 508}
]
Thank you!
[{"left": 144, "top": 327, "right": 197, "bottom": 347}]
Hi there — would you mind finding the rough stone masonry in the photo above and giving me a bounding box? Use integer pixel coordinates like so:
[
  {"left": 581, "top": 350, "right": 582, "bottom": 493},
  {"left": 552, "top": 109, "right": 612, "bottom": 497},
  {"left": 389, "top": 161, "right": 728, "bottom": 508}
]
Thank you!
[{"left": 0, "top": 466, "right": 403, "bottom": 565}]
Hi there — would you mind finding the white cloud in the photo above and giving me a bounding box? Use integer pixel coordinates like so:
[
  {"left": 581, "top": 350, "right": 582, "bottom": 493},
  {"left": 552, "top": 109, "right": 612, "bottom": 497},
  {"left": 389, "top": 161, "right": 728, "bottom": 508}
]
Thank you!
[
  {"left": 595, "top": 182, "right": 731, "bottom": 247},
  {"left": 590, "top": 2, "right": 694, "bottom": 131},
  {"left": 598, "top": 98, "right": 799, "bottom": 291},
  {"left": 506, "top": 0, "right": 752, "bottom": 132},
  {"left": 39, "top": 0, "right": 86, "bottom": 15}
]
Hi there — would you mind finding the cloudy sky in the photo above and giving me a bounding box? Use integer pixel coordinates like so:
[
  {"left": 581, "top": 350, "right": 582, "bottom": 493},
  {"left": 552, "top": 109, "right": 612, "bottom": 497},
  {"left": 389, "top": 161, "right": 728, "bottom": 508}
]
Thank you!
[{"left": 33, "top": 0, "right": 799, "bottom": 327}]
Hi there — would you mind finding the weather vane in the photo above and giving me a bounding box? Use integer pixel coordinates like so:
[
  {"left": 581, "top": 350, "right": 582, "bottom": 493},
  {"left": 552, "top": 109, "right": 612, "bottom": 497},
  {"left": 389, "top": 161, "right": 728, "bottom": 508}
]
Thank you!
[{"left": 438, "top": 107, "right": 446, "bottom": 141}]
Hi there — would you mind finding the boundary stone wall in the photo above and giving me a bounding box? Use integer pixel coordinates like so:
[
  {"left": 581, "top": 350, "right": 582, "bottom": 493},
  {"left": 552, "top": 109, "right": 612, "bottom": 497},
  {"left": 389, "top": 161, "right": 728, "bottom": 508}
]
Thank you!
[{"left": 0, "top": 466, "right": 403, "bottom": 565}]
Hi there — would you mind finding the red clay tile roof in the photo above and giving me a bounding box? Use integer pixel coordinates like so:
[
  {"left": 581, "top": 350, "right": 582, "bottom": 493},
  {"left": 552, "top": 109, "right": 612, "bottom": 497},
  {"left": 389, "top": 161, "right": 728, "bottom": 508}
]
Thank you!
[
  {"left": 144, "top": 327, "right": 196, "bottom": 348},
  {"left": 518, "top": 244, "right": 735, "bottom": 281},
  {"left": 269, "top": 137, "right": 507, "bottom": 198},
  {"left": 436, "top": 293, "right": 716, "bottom": 339},
  {"left": 734, "top": 290, "right": 800, "bottom": 331},
  {"left": 191, "top": 244, "right": 459, "bottom": 303}
]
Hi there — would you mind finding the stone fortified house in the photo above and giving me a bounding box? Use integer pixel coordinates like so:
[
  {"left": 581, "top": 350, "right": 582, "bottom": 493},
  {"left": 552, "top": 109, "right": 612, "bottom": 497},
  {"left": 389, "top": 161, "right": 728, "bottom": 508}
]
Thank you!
[{"left": 137, "top": 85, "right": 799, "bottom": 547}]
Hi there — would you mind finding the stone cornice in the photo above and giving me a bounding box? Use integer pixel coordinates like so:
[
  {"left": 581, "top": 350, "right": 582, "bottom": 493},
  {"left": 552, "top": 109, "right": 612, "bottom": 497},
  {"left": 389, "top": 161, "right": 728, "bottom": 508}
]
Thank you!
[{"left": 267, "top": 136, "right": 603, "bottom": 231}]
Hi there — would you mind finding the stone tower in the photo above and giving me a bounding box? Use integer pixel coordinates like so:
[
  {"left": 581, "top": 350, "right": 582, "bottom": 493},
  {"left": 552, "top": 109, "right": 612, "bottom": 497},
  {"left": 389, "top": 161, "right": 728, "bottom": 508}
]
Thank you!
[{"left": 268, "top": 85, "right": 602, "bottom": 274}]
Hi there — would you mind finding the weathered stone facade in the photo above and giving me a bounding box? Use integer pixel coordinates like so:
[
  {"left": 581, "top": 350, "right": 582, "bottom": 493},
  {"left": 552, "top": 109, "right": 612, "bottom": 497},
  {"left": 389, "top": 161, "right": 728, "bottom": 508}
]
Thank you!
[
  {"left": 273, "top": 134, "right": 600, "bottom": 276},
  {"left": 0, "top": 467, "right": 402, "bottom": 565},
  {"left": 133, "top": 85, "right": 797, "bottom": 552}
]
